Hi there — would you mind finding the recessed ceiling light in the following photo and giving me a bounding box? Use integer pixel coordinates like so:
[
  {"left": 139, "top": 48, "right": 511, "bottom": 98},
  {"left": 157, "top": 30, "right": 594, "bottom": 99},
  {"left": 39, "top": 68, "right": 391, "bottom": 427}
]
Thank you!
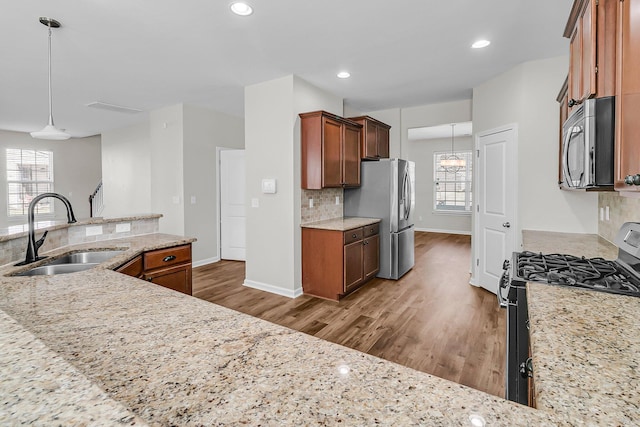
[
  {"left": 230, "top": 2, "right": 253, "bottom": 16},
  {"left": 337, "top": 71, "right": 351, "bottom": 79},
  {"left": 472, "top": 40, "right": 491, "bottom": 49}
]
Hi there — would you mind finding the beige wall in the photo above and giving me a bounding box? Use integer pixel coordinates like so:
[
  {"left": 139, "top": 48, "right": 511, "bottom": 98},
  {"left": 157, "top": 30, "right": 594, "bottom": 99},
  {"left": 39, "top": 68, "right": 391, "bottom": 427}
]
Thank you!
[
  {"left": 473, "top": 55, "right": 598, "bottom": 235},
  {"left": 0, "top": 129, "right": 101, "bottom": 227},
  {"left": 598, "top": 192, "right": 640, "bottom": 243},
  {"left": 244, "top": 75, "right": 342, "bottom": 297},
  {"left": 183, "top": 104, "right": 244, "bottom": 264},
  {"left": 101, "top": 122, "right": 151, "bottom": 218},
  {"left": 101, "top": 104, "right": 244, "bottom": 264}
]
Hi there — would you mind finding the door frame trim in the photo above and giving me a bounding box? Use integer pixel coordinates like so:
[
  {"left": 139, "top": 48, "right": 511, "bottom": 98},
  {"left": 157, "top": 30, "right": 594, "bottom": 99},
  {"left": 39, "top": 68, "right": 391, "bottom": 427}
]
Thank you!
[{"left": 469, "top": 123, "right": 519, "bottom": 289}]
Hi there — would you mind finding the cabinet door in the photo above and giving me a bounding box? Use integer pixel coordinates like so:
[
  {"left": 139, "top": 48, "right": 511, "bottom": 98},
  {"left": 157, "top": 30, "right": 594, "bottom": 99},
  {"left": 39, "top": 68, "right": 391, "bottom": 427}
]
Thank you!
[
  {"left": 344, "top": 240, "right": 363, "bottom": 292},
  {"left": 363, "top": 121, "right": 378, "bottom": 159},
  {"left": 377, "top": 125, "right": 390, "bottom": 159},
  {"left": 322, "top": 117, "right": 343, "bottom": 187},
  {"left": 116, "top": 255, "right": 143, "bottom": 278},
  {"left": 568, "top": 25, "right": 583, "bottom": 110},
  {"left": 615, "top": 0, "right": 640, "bottom": 191},
  {"left": 363, "top": 234, "right": 380, "bottom": 281},
  {"left": 342, "top": 124, "right": 361, "bottom": 186},
  {"left": 144, "top": 264, "right": 192, "bottom": 295},
  {"left": 580, "top": 0, "right": 597, "bottom": 100}
]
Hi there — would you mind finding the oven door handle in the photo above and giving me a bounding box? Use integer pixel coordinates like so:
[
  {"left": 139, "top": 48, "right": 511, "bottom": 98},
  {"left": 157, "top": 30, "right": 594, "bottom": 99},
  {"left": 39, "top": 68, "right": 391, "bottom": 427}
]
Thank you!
[{"left": 497, "top": 269, "right": 514, "bottom": 308}]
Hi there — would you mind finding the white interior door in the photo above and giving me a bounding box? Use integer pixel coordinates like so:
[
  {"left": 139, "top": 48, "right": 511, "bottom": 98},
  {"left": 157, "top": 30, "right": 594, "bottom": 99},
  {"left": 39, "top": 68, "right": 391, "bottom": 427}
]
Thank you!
[
  {"left": 220, "top": 149, "right": 246, "bottom": 261},
  {"left": 476, "top": 126, "right": 517, "bottom": 294}
]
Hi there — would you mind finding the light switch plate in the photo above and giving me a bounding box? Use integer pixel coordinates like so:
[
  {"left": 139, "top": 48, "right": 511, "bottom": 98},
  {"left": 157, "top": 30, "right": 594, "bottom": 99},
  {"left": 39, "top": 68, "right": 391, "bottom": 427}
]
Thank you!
[
  {"left": 261, "top": 178, "right": 277, "bottom": 194},
  {"left": 86, "top": 225, "right": 103, "bottom": 236},
  {"left": 251, "top": 198, "right": 259, "bottom": 208}
]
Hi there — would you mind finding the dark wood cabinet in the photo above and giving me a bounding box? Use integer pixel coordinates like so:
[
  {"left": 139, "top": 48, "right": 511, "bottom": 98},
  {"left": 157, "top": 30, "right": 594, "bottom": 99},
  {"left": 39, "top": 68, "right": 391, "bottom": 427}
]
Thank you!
[
  {"left": 615, "top": 0, "right": 640, "bottom": 192},
  {"left": 564, "top": 0, "right": 617, "bottom": 112},
  {"left": 302, "top": 224, "right": 379, "bottom": 301},
  {"left": 300, "top": 111, "right": 362, "bottom": 189},
  {"left": 348, "top": 116, "right": 391, "bottom": 160},
  {"left": 115, "top": 244, "right": 193, "bottom": 295}
]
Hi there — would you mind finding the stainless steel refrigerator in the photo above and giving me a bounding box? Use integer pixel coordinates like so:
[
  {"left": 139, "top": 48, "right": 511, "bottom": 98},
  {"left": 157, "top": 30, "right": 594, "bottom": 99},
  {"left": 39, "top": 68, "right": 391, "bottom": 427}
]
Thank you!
[{"left": 344, "top": 158, "right": 415, "bottom": 280}]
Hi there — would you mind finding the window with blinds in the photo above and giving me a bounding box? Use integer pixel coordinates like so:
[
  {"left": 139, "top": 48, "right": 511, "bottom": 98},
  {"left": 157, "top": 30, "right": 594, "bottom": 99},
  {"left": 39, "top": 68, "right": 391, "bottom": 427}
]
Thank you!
[
  {"left": 434, "top": 150, "right": 473, "bottom": 213},
  {"left": 6, "top": 149, "right": 54, "bottom": 217}
]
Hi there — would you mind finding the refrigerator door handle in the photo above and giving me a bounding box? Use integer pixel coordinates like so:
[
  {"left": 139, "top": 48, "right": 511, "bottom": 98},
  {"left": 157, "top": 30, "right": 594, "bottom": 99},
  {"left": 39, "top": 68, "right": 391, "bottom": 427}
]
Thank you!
[{"left": 402, "top": 172, "right": 410, "bottom": 220}]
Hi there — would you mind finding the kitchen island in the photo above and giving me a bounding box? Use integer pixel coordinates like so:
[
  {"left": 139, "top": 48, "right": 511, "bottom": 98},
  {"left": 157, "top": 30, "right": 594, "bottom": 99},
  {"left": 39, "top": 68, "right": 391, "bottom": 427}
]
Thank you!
[{"left": 1, "top": 230, "right": 636, "bottom": 425}]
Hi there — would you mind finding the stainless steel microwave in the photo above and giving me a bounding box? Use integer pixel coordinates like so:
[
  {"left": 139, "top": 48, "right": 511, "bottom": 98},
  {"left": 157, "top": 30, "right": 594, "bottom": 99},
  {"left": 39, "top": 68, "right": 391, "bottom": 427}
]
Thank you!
[{"left": 561, "top": 96, "right": 615, "bottom": 189}]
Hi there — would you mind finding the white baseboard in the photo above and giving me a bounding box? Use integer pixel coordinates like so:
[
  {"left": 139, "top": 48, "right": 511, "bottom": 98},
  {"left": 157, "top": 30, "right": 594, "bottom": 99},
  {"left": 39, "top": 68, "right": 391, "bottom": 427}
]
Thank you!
[
  {"left": 415, "top": 227, "right": 472, "bottom": 236},
  {"left": 192, "top": 256, "right": 221, "bottom": 268},
  {"left": 243, "top": 279, "right": 303, "bottom": 299},
  {"left": 468, "top": 276, "right": 481, "bottom": 287}
]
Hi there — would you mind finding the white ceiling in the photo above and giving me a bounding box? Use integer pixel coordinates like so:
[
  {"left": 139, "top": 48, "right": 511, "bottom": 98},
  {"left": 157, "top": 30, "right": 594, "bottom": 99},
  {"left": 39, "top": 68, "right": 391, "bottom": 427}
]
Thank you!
[{"left": 0, "top": 1, "right": 573, "bottom": 138}]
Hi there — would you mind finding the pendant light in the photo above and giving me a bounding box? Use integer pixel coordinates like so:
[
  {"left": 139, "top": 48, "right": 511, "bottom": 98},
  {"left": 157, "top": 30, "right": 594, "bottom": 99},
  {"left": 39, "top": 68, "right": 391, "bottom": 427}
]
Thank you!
[
  {"left": 440, "top": 123, "right": 465, "bottom": 173},
  {"left": 31, "top": 17, "right": 70, "bottom": 140}
]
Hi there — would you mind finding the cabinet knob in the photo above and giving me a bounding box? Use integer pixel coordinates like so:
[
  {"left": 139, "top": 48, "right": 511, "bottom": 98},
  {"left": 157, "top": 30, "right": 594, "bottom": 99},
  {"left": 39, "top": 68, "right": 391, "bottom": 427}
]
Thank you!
[
  {"left": 147, "top": 277, "right": 153, "bottom": 282},
  {"left": 624, "top": 174, "right": 640, "bottom": 185},
  {"left": 568, "top": 98, "right": 582, "bottom": 108},
  {"left": 363, "top": 240, "right": 368, "bottom": 245},
  {"left": 352, "top": 234, "right": 357, "bottom": 238}
]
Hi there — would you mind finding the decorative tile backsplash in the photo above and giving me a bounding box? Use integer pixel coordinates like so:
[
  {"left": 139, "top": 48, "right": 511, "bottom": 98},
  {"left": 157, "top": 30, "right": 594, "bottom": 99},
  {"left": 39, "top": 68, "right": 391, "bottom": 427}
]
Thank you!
[
  {"left": 598, "top": 192, "right": 640, "bottom": 243},
  {"left": 301, "top": 188, "right": 343, "bottom": 224}
]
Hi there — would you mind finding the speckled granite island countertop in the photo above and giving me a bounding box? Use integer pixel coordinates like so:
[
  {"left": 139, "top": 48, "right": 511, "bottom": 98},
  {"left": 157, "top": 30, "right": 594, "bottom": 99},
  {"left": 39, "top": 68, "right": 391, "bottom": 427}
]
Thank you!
[
  {"left": 523, "top": 230, "right": 640, "bottom": 425},
  {"left": 0, "top": 233, "right": 570, "bottom": 425},
  {"left": 301, "top": 216, "right": 380, "bottom": 231}
]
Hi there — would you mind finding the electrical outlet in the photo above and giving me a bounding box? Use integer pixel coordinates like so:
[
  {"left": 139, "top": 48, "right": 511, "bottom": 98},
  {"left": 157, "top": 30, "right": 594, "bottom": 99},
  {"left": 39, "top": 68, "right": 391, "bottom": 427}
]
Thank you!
[
  {"left": 86, "top": 225, "right": 103, "bottom": 236},
  {"left": 251, "top": 198, "right": 259, "bottom": 208},
  {"left": 116, "top": 223, "right": 131, "bottom": 233},
  {"left": 605, "top": 206, "right": 610, "bottom": 221},
  {"left": 600, "top": 207, "right": 604, "bottom": 221},
  {"left": 335, "top": 196, "right": 340, "bottom": 205},
  {"left": 309, "top": 198, "right": 314, "bottom": 208}
]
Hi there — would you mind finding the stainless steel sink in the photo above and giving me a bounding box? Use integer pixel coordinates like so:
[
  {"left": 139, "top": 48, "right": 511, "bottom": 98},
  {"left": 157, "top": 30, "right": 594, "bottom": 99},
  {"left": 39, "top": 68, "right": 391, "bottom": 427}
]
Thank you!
[
  {"left": 45, "top": 250, "right": 126, "bottom": 265},
  {"left": 14, "top": 263, "right": 98, "bottom": 276},
  {"left": 12, "top": 249, "right": 126, "bottom": 277}
]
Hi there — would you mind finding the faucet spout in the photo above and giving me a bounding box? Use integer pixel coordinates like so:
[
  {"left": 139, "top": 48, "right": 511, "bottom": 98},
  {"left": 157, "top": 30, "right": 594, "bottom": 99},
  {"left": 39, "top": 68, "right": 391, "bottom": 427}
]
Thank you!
[{"left": 15, "top": 192, "right": 77, "bottom": 266}]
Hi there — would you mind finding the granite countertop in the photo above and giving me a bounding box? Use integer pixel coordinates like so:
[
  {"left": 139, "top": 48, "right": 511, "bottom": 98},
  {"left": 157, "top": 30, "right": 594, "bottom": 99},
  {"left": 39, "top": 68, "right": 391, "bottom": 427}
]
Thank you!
[
  {"left": 0, "top": 233, "right": 564, "bottom": 425},
  {"left": 523, "top": 230, "right": 640, "bottom": 425},
  {"left": 301, "top": 216, "right": 381, "bottom": 231}
]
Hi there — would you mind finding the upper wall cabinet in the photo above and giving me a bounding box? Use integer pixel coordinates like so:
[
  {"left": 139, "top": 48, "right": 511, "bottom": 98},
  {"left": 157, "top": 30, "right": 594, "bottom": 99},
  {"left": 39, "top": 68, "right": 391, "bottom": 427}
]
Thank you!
[
  {"left": 614, "top": 0, "right": 640, "bottom": 192},
  {"left": 564, "top": 0, "right": 617, "bottom": 113},
  {"left": 300, "top": 111, "right": 362, "bottom": 189},
  {"left": 347, "top": 116, "right": 391, "bottom": 160}
]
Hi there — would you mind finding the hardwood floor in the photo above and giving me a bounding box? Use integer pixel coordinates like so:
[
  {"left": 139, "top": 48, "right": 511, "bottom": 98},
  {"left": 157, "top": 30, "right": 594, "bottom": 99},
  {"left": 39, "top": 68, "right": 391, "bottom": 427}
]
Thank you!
[{"left": 192, "top": 231, "right": 506, "bottom": 397}]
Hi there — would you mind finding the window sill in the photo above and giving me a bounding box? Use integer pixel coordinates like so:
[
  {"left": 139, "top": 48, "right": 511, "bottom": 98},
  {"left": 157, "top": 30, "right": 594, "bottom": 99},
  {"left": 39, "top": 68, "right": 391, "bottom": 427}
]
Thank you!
[{"left": 431, "top": 210, "right": 472, "bottom": 216}]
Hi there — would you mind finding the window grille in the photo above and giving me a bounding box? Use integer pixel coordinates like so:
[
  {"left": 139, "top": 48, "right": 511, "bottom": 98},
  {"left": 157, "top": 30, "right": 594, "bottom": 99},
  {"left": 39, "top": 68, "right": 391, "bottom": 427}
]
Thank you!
[
  {"left": 6, "top": 149, "right": 54, "bottom": 217},
  {"left": 434, "top": 150, "right": 473, "bottom": 212}
]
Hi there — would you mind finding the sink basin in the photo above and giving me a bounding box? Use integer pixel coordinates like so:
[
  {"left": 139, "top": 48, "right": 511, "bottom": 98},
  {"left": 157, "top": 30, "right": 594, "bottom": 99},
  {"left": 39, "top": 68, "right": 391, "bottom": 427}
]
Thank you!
[
  {"left": 12, "top": 249, "right": 126, "bottom": 277},
  {"left": 14, "top": 263, "right": 98, "bottom": 276},
  {"left": 45, "top": 250, "right": 126, "bottom": 265}
]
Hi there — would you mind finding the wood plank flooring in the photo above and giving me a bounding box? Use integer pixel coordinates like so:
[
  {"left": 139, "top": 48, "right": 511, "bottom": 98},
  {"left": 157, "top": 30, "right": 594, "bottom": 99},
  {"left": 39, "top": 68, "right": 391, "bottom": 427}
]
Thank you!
[{"left": 192, "top": 231, "right": 506, "bottom": 397}]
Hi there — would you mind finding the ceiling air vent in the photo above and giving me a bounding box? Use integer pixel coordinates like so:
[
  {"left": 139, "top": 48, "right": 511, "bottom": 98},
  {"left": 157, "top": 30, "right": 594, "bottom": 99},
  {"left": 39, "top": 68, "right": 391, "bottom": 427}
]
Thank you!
[{"left": 86, "top": 101, "right": 142, "bottom": 114}]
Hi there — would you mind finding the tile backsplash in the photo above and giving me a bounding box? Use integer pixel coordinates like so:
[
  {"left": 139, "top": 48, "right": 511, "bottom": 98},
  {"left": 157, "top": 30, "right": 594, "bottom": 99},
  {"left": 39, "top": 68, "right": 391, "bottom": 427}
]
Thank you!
[
  {"left": 598, "top": 192, "right": 640, "bottom": 243},
  {"left": 301, "top": 188, "right": 343, "bottom": 224}
]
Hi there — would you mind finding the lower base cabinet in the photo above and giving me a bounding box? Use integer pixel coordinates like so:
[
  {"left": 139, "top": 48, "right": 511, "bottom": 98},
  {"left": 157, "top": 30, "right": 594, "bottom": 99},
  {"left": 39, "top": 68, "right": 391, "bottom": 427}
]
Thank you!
[
  {"left": 302, "top": 224, "right": 379, "bottom": 301},
  {"left": 116, "top": 244, "right": 193, "bottom": 295}
]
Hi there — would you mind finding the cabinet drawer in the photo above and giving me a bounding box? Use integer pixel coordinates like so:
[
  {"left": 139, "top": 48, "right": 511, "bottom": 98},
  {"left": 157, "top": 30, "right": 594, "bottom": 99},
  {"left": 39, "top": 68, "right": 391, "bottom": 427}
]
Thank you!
[
  {"left": 344, "top": 228, "right": 364, "bottom": 245},
  {"left": 144, "top": 244, "right": 191, "bottom": 271},
  {"left": 363, "top": 223, "right": 379, "bottom": 237}
]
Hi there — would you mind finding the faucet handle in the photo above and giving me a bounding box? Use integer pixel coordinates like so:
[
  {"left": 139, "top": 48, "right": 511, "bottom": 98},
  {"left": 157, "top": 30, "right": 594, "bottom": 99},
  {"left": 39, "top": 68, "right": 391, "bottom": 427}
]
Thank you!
[{"left": 35, "top": 230, "right": 49, "bottom": 250}]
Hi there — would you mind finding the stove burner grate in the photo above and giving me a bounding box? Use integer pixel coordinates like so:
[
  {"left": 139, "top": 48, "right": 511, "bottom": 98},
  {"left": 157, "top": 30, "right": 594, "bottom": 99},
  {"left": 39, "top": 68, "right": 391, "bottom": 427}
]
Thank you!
[{"left": 515, "top": 251, "right": 640, "bottom": 296}]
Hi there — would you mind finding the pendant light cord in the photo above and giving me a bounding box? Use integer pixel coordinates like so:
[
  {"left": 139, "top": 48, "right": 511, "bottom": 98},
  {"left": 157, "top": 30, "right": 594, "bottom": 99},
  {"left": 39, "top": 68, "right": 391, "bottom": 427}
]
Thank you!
[{"left": 47, "top": 23, "right": 54, "bottom": 127}]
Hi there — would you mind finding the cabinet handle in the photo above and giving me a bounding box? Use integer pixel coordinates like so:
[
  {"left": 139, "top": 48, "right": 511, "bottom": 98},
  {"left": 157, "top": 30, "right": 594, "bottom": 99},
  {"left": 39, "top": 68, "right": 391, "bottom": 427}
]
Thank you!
[
  {"left": 352, "top": 234, "right": 357, "bottom": 238},
  {"left": 163, "top": 255, "right": 176, "bottom": 262},
  {"left": 363, "top": 240, "right": 368, "bottom": 245},
  {"left": 624, "top": 174, "right": 640, "bottom": 185},
  {"left": 147, "top": 277, "right": 153, "bottom": 282}
]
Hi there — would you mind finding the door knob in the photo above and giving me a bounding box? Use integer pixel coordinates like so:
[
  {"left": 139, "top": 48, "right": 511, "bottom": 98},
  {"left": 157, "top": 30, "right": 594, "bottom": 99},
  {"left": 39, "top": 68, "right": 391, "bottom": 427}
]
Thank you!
[{"left": 503, "top": 222, "right": 511, "bottom": 228}]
